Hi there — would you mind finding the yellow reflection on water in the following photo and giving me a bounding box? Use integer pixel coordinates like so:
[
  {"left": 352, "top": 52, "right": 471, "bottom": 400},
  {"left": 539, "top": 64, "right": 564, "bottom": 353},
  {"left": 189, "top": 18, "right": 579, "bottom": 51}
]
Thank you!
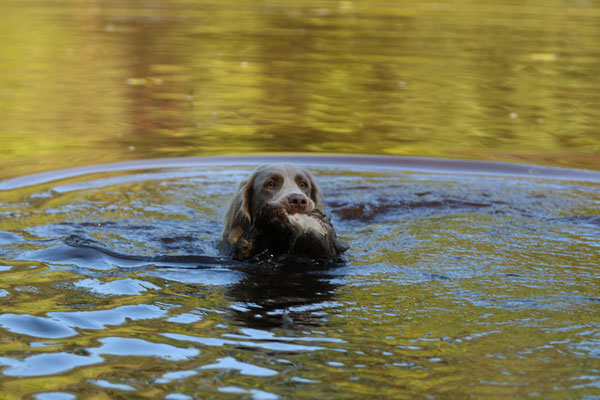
[{"left": 1, "top": 0, "right": 599, "bottom": 179}]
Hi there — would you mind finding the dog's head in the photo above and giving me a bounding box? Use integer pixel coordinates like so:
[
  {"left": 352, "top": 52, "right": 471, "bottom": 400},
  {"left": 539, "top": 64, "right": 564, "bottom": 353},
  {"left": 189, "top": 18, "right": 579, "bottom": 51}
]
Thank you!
[{"left": 222, "top": 164, "right": 323, "bottom": 242}]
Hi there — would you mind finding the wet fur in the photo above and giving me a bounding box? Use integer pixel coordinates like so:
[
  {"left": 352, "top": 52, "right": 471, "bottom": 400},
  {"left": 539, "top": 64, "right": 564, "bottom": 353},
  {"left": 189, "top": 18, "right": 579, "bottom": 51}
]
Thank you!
[{"left": 220, "top": 164, "right": 347, "bottom": 261}]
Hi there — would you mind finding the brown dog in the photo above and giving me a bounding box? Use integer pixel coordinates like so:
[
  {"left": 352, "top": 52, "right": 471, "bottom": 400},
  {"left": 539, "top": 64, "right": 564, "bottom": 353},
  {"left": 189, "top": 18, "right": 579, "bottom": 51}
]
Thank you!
[{"left": 219, "top": 163, "right": 348, "bottom": 261}]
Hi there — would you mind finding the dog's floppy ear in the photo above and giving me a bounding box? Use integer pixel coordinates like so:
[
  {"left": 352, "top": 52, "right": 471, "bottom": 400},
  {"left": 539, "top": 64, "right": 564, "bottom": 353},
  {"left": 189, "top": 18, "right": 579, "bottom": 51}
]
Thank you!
[
  {"left": 304, "top": 169, "right": 324, "bottom": 212},
  {"left": 222, "top": 173, "right": 256, "bottom": 245}
]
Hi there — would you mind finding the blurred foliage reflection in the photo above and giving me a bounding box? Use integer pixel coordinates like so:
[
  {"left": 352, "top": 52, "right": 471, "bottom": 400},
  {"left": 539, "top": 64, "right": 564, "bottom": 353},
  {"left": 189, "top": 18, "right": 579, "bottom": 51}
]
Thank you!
[{"left": 1, "top": 0, "right": 600, "bottom": 178}]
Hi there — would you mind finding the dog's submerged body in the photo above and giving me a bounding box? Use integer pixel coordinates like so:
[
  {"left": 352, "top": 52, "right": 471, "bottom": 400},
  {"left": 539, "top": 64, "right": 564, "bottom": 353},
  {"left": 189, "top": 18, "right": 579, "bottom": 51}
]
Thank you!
[{"left": 219, "top": 163, "right": 348, "bottom": 261}]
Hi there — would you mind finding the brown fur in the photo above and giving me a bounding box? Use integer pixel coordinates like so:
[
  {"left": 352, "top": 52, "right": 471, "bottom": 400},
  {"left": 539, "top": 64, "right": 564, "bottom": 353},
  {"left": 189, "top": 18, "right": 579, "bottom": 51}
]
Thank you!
[{"left": 219, "top": 164, "right": 346, "bottom": 261}]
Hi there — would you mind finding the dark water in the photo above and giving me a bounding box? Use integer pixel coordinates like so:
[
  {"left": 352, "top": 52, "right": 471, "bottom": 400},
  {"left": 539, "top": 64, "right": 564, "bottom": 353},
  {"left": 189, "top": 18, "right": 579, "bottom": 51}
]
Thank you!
[{"left": 0, "top": 156, "right": 599, "bottom": 398}]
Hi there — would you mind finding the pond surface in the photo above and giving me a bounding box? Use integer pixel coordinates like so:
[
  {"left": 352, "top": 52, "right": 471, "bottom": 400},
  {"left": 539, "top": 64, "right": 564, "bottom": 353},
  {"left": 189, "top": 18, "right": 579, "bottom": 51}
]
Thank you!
[
  {"left": 0, "top": 155, "right": 599, "bottom": 398},
  {"left": 1, "top": 0, "right": 600, "bottom": 179},
  {"left": 1, "top": 0, "right": 600, "bottom": 398}
]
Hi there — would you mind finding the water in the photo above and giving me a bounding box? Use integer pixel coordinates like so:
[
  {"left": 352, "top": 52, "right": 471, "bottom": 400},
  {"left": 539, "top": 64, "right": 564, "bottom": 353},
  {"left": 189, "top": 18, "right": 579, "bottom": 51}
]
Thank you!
[
  {"left": 2, "top": 0, "right": 600, "bottom": 397},
  {"left": 0, "top": 155, "right": 599, "bottom": 398},
  {"left": 1, "top": 0, "right": 600, "bottom": 179}
]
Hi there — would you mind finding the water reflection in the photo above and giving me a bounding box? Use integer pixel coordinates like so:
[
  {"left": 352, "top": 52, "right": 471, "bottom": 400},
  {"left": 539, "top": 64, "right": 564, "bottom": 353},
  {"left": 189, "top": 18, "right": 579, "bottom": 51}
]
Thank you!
[
  {"left": 226, "top": 260, "right": 342, "bottom": 329},
  {"left": 0, "top": 352, "right": 103, "bottom": 377},
  {"left": 0, "top": 159, "right": 599, "bottom": 398},
  {"left": 1, "top": 0, "right": 600, "bottom": 179},
  {"left": 42, "top": 233, "right": 345, "bottom": 329}
]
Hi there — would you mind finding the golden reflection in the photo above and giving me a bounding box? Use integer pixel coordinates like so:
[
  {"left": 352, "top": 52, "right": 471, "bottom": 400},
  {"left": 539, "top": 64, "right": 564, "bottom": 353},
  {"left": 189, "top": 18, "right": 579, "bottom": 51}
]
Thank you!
[{"left": 1, "top": 0, "right": 600, "bottom": 179}]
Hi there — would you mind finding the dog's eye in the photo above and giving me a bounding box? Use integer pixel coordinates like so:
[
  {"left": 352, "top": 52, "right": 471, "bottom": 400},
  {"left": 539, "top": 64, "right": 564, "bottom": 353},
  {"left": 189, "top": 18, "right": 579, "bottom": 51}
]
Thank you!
[
  {"left": 299, "top": 181, "right": 307, "bottom": 188},
  {"left": 266, "top": 181, "right": 276, "bottom": 188}
]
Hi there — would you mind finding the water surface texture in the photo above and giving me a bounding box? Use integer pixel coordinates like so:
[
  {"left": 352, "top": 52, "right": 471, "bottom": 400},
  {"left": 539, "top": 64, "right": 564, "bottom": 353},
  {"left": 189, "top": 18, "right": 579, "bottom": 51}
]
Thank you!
[
  {"left": 2, "top": 0, "right": 600, "bottom": 398},
  {"left": 1, "top": 0, "right": 600, "bottom": 179},
  {"left": 0, "top": 156, "right": 599, "bottom": 398}
]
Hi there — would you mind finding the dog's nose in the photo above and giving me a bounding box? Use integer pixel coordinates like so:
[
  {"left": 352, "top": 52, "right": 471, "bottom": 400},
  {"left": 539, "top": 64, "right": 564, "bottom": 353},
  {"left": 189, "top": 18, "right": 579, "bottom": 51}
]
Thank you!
[{"left": 287, "top": 193, "right": 308, "bottom": 213}]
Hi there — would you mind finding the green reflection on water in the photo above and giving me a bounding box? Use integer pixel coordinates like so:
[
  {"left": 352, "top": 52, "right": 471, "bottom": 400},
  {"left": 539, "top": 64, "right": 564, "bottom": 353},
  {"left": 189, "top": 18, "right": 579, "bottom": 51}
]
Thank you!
[
  {"left": 0, "top": 165, "right": 598, "bottom": 398},
  {"left": 1, "top": 0, "right": 600, "bottom": 179}
]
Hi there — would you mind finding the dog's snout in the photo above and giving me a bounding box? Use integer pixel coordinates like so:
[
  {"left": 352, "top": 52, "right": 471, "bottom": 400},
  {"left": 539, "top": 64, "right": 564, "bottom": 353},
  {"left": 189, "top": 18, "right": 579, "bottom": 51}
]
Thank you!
[{"left": 287, "top": 193, "right": 308, "bottom": 212}]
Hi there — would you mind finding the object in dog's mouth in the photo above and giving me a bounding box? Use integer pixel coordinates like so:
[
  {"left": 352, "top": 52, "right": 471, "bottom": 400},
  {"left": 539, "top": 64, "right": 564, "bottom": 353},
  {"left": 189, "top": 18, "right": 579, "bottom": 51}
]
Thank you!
[{"left": 219, "top": 163, "right": 349, "bottom": 261}]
